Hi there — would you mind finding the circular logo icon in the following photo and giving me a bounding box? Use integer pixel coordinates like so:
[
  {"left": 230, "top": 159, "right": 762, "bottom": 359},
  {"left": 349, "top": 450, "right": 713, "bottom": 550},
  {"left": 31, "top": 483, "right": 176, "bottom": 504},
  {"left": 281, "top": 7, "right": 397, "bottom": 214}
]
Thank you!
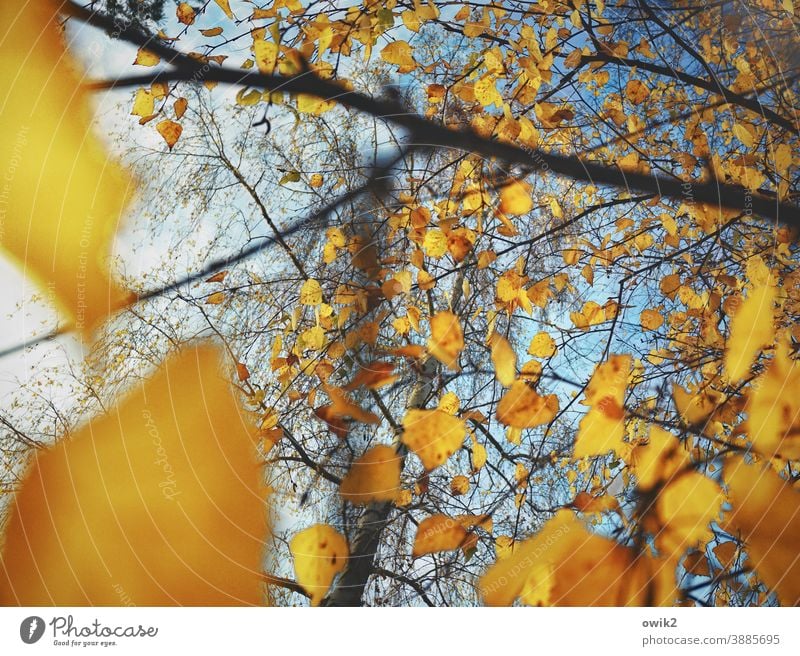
[{"left": 20, "top": 616, "right": 45, "bottom": 644}]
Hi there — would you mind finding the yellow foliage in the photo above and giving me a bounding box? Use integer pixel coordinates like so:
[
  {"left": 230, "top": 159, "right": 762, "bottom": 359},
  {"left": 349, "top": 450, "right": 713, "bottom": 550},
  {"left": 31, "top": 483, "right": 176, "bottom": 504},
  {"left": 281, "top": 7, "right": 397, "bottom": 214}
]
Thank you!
[
  {"left": 496, "top": 380, "right": 559, "bottom": 429},
  {"left": 490, "top": 333, "right": 516, "bottom": 386},
  {"left": 0, "top": 347, "right": 265, "bottom": 605},
  {"left": 527, "top": 331, "right": 556, "bottom": 357},
  {"left": 499, "top": 180, "right": 533, "bottom": 216},
  {"left": 290, "top": 525, "right": 349, "bottom": 605},
  {"left": 401, "top": 408, "right": 467, "bottom": 470},
  {"left": 724, "top": 283, "right": 775, "bottom": 381},
  {"left": 0, "top": 0, "right": 131, "bottom": 330},
  {"left": 340, "top": 445, "right": 401, "bottom": 505},
  {"left": 725, "top": 456, "right": 800, "bottom": 605},
  {"left": 480, "top": 511, "right": 676, "bottom": 606},
  {"left": 413, "top": 515, "right": 469, "bottom": 557},
  {"left": 747, "top": 341, "right": 800, "bottom": 459},
  {"left": 428, "top": 311, "right": 464, "bottom": 370}
]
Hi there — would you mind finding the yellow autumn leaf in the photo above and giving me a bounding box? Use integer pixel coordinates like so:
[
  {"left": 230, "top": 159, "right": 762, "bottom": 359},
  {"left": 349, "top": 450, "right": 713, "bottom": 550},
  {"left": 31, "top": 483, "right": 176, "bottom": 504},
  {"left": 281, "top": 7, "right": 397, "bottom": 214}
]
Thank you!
[
  {"left": 732, "top": 123, "right": 754, "bottom": 148},
  {"left": 490, "top": 333, "right": 516, "bottom": 386},
  {"left": 496, "top": 380, "right": 559, "bottom": 429},
  {"left": 345, "top": 361, "right": 398, "bottom": 391},
  {"left": 724, "top": 456, "right": 800, "bottom": 605},
  {"left": 339, "top": 445, "right": 401, "bottom": 505},
  {"left": 131, "top": 88, "right": 155, "bottom": 118},
  {"left": 200, "top": 26, "right": 224, "bottom": 37},
  {"left": 474, "top": 75, "right": 502, "bottom": 107},
  {"left": 0, "top": 346, "right": 265, "bottom": 605},
  {"left": 472, "top": 442, "right": 487, "bottom": 470},
  {"left": 156, "top": 120, "right": 183, "bottom": 149},
  {"left": 724, "top": 283, "right": 775, "bottom": 381},
  {"left": 401, "top": 408, "right": 467, "bottom": 470},
  {"left": 625, "top": 79, "right": 650, "bottom": 103},
  {"left": 174, "top": 96, "right": 189, "bottom": 119},
  {"left": 0, "top": 1, "right": 131, "bottom": 331},
  {"left": 300, "top": 278, "right": 323, "bottom": 305},
  {"left": 480, "top": 511, "right": 676, "bottom": 606},
  {"left": 747, "top": 341, "right": 800, "bottom": 459},
  {"left": 427, "top": 310, "right": 464, "bottom": 370},
  {"left": 499, "top": 180, "right": 533, "bottom": 216},
  {"left": 213, "top": 0, "right": 235, "bottom": 19},
  {"left": 527, "top": 331, "right": 556, "bottom": 358},
  {"left": 380, "top": 40, "right": 417, "bottom": 73},
  {"left": 412, "top": 515, "right": 469, "bottom": 557},
  {"left": 423, "top": 228, "right": 448, "bottom": 258},
  {"left": 574, "top": 355, "right": 631, "bottom": 459},
  {"left": 570, "top": 300, "right": 606, "bottom": 329},
  {"left": 290, "top": 524, "right": 349, "bottom": 605},
  {"left": 134, "top": 47, "right": 160, "bottom": 66},
  {"left": 176, "top": 2, "right": 196, "bottom": 24},
  {"left": 640, "top": 308, "right": 664, "bottom": 331},
  {"left": 296, "top": 93, "right": 335, "bottom": 115},
  {"left": 450, "top": 475, "right": 470, "bottom": 496}
]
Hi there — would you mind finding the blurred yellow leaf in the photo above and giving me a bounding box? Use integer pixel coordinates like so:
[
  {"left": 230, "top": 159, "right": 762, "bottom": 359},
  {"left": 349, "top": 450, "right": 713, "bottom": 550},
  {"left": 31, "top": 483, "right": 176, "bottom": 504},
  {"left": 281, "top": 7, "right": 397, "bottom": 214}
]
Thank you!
[
  {"left": 428, "top": 311, "right": 464, "bottom": 370},
  {"left": 724, "top": 456, "right": 800, "bottom": 605},
  {"left": 499, "top": 180, "right": 533, "bottom": 216},
  {"left": 497, "top": 380, "right": 559, "bottom": 428},
  {"left": 480, "top": 511, "right": 676, "bottom": 606},
  {"left": 0, "top": 346, "right": 265, "bottom": 605},
  {"left": 401, "top": 408, "right": 467, "bottom": 470},
  {"left": 413, "top": 515, "right": 469, "bottom": 557},
  {"left": 340, "top": 445, "right": 401, "bottom": 505},
  {"left": 574, "top": 355, "right": 631, "bottom": 459},
  {"left": 724, "top": 283, "right": 775, "bottom": 381},
  {"left": 490, "top": 333, "right": 516, "bottom": 386},
  {"left": 290, "top": 525, "right": 348, "bottom": 605},
  {"left": 0, "top": 1, "right": 132, "bottom": 330},
  {"left": 748, "top": 341, "right": 800, "bottom": 459}
]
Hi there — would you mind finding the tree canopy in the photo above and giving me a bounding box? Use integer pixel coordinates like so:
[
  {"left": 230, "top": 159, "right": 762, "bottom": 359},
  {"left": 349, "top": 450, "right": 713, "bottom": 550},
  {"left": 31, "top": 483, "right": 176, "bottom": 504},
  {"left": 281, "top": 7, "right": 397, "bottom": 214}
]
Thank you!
[{"left": 1, "top": 0, "right": 799, "bottom": 607}]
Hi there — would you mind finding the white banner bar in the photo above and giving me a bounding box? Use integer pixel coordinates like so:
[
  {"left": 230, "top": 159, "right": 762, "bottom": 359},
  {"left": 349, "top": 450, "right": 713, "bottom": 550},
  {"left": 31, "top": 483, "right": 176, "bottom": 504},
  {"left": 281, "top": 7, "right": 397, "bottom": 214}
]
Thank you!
[{"left": 1, "top": 607, "right": 798, "bottom": 655}]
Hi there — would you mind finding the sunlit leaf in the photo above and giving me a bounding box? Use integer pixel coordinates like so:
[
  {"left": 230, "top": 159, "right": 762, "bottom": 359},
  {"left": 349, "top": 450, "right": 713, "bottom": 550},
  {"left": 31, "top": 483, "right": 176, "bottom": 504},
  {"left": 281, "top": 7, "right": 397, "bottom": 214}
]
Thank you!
[{"left": 290, "top": 524, "right": 348, "bottom": 606}]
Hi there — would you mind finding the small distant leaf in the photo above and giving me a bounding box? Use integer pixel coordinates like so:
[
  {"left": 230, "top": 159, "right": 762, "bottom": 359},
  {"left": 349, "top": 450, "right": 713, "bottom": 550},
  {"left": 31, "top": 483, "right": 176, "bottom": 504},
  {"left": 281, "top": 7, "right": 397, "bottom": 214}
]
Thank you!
[
  {"left": 176, "top": 2, "right": 196, "bottom": 24},
  {"left": 279, "top": 170, "right": 302, "bottom": 185},
  {"left": 156, "top": 120, "right": 183, "bottom": 149}
]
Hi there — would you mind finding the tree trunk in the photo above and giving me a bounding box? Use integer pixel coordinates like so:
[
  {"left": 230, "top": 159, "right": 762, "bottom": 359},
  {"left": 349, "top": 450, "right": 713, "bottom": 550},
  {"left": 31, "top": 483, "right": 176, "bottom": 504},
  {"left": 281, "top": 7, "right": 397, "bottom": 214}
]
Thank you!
[{"left": 321, "top": 356, "right": 439, "bottom": 606}]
